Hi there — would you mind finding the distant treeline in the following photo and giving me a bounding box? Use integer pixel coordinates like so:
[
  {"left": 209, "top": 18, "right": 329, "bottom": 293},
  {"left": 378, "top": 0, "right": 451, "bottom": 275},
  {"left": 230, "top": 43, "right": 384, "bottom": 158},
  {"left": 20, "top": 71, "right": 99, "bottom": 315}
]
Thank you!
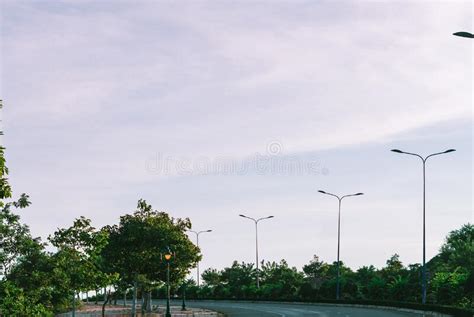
[{"left": 167, "top": 224, "right": 472, "bottom": 310}]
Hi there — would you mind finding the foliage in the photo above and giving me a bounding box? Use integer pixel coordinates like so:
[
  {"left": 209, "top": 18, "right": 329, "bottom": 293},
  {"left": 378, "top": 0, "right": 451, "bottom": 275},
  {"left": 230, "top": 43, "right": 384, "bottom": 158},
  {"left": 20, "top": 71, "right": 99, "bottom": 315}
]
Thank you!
[
  {"left": 49, "top": 216, "right": 113, "bottom": 295},
  {"left": 101, "top": 199, "right": 200, "bottom": 311},
  {"left": 0, "top": 281, "right": 52, "bottom": 316},
  {"left": 102, "top": 199, "right": 200, "bottom": 285},
  {"left": 186, "top": 226, "right": 473, "bottom": 310}
]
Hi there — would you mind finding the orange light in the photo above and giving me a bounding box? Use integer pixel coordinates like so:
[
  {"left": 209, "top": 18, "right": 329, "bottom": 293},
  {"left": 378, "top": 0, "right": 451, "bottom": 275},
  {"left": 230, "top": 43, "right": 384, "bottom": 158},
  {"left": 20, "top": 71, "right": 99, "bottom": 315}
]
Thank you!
[{"left": 164, "top": 254, "right": 172, "bottom": 261}]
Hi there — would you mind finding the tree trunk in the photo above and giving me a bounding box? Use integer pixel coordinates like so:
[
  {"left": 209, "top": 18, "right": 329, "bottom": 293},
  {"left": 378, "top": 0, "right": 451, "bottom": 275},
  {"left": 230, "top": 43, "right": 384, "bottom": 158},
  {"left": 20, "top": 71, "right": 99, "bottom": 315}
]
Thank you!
[
  {"left": 72, "top": 291, "right": 76, "bottom": 317},
  {"left": 95, "top": 289, "right": 98, "bottom": 305},
  {"left": 86, "top": 291, "right": 89, "bottom": 303},
  {"left": 131, "top": 280, "right": 137, "bottom": 317},
  {"left": 146, "top": 291, "right": 152, "bottom": 312},
  {"left": 102, "top": 290, "right": 110, "bottom": 317},
  {"left": 123, "top": 289, "right": 127, "bottom": 307}
]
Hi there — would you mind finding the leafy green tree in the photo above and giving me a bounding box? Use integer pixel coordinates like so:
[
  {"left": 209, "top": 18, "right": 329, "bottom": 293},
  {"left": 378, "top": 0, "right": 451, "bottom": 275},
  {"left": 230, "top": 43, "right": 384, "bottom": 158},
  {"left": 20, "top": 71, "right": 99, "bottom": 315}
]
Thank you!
[
  {"left": 260, "top": 260, "right": 304, "bottom": 299},
  {"left": 300, "top": 255, "right": 330, "bottom": 299},
  {"left": 220, "top": 261, "right": 256, "bottom": 298},
  {"left": 0, "top": 100, "right": 53, "bottom": 315},
  {"left": 382, "top": 254, "right": 404, "bottom": 276},
  {"left": 0, "top": 194, "right": 33, "bottom": 277},
  {"left": 101, "top": 199, "right": 200, "bottom": 310},
  {"left": 201, "top": 268, "right": 221, "bottom": 286},
  {"left": 0, "top": 281, "right": 52, "bottom": 316},
  {"left": 5, "top": 239, "right": 58, "bottom": 310},
  {"left": 405, "top": 264, "right": 422, "bottom": 302},
  {"left": 49, "top": 216, "right": 113, "bottom": 314},
  {"left": 302, "top": 255, "right": 329, "bottom": 278},
  {"left": 431, "top": 269, "right": 469, "bottom": 306},
  {"left": 0, "top": 100, "right": 12, "bottom": 202},
  {"left": 437, "top": 224, "right": 473, "bottom": 273},
  {"left": 354, "top": 265, "right": 377, "bottom": 299},
  {"left": 366, "top": 275, "right": 386, "bottom": 300},
  {"left": 381, "top": 254, "right": 407, "bottom": 301},
  {"left": 387, "top": 275, "right": 409, "bottom": 301}
]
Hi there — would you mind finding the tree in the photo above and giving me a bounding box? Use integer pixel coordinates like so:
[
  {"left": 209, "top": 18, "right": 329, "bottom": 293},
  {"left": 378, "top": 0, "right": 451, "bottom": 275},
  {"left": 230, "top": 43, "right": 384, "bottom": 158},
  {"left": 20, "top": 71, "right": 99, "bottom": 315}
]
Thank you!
[
  {"left": 302, "top": 255, "right": 329, "bottom": 278},
  {"left": 428, "top": 224, "right": 473, "bottom": 307},
  {"left": 353, "top": 265, "right": 377, "bottom": 299},
  {"left": 220, "top": 261, "right": 257, "bottom": 298},
  {"left": 437, "top": 224, "right": 473, "bottom": 273},
  {"left": 49, "top": 216, "right": 113, "bottom": 314},
  {"left": 201, "top": 268, "right": 221, "bottom": 286},
  {"left": 0, "top": 194, "right": 33, "bottom": 277},
  {"left": 0, "top": 281, "right": 52, "bottom": 316},
  {"left": 260, "top": 260, "right": 304, "bottom": 299},
  {"left": 101, "top": 199, "right": 200, "bottom": 311},
  {"left": 0, "top": 100, "right": 54, "bottom": 315},
  {"left": 431, "top": 269, "right": 469, "bottom": 306},
  {"left": 300, "top": 255, "right": 330, "bottom": 299}
]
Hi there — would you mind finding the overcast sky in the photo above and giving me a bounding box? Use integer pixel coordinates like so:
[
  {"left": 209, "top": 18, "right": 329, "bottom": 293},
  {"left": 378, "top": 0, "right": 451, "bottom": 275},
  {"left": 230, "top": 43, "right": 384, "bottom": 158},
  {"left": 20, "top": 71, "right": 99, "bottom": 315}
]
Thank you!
[{"left": 0, "top": 1, "right": 472, "bottom": 275}]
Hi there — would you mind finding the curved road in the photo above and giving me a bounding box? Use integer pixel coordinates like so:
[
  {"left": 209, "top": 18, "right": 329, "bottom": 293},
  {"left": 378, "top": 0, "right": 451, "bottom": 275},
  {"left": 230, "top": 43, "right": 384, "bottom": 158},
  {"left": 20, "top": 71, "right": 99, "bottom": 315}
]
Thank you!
[{"left": 185, "top": 300, "right": 426, "bottom": 317}]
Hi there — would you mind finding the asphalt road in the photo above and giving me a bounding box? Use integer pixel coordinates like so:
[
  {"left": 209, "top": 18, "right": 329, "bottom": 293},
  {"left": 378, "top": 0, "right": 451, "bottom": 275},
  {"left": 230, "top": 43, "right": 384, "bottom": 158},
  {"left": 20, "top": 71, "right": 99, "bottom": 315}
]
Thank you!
[{"left": 184, "top": 300, "right": 427, "bottom": 317}]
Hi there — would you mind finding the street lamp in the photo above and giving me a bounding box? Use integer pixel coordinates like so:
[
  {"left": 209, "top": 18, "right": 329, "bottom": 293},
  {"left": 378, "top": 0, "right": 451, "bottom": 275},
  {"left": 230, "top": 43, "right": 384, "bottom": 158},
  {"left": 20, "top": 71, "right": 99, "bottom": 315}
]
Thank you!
[
  {"left": 391, "top": 148, "right": 455, "bottom": 304},
  {"left": 189, "top": 229, "right": 212, "bottom": 287},
  {"left": 318, "top": 190, "right": 363, "bottom": 300},
  {"left": 239, "top": 214, "right": 274, "bottom": 288},
  {"left": 453, "top": 31, "right": 474, "bottom": 38},
  {"left": 181, "top": 281, "right": 187, "bottom": 311},
  {"left": 162, "top": 248, "right": 175, "bottom": 317}
]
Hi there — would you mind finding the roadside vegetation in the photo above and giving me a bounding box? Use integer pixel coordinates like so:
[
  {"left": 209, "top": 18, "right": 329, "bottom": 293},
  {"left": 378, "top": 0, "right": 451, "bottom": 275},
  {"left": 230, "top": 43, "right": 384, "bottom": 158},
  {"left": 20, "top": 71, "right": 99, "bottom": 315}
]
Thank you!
[
  {"left": 190, "top": 225, "right": 472, "bottom": 309},
  {"left": 0, "top": 101, "right": 472, "bottom": 315}
]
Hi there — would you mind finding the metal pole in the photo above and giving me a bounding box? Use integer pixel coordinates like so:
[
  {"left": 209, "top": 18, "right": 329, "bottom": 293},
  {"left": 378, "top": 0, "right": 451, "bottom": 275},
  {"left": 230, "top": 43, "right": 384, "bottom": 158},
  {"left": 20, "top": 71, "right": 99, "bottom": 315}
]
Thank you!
[
  {"left": 422, "top": 160, "right": 427, "bottom": 304},
  {"left": 190, "top": 230, "right": 211, "bottom": 287},
  {"left": 255, "top": 220, "right": 259, "bottom": 289},
  {"left": 336, "top": 198, "right": 341, "bottom": 300},
  {"left": 390, "top": 148, "right": 455, "bottom": 304},
  {"left": 318, "top": 190, "right": 363, "bottom": 300},
  {"left": 196, "top": 233, "right": 200, "bottom": 287},
  {"left": 72, "top": 291, "right": 76, "bottom": 317},
  {"left": 166, "top": 262, "right": 171, "bottom": 317},
  {"left": 181, "top": 282, "right": 186, "bottom": 311},
  {"left": 239, "top": 215, "right": 273, "bottom": 289}
]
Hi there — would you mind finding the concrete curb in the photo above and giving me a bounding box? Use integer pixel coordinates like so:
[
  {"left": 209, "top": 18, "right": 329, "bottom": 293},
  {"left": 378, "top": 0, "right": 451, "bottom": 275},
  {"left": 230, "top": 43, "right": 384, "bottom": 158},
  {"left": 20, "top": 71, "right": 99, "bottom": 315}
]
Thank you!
[{"left": 190, "top": 300, "right": 455, "bottom": 317}]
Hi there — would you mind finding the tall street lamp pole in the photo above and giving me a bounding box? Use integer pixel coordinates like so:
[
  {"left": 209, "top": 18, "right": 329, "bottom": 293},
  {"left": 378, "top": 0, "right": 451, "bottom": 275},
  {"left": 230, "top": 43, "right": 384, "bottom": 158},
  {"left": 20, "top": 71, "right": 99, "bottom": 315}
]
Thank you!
[
  {"left": 391, "top": 148, "right": 455, "bottom": 304},
  {"left": 239, "top": 214, "right": 274, "bottom": 288},
  {"left": 189, "top": 229, "right": 212, "bottom": 287},
  {"left": 318, "top": 190, "right": 363, "bottom": 300},
  {"left": 162, "top": 248, "right": 175, "bottom": 317}
]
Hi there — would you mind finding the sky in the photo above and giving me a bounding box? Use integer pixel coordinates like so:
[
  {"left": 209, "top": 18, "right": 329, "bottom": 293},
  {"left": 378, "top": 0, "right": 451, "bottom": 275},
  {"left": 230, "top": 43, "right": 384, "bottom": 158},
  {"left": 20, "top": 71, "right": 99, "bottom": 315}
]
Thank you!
[{"left": 0, "top": 0, "right": 472, "bottom": 277}]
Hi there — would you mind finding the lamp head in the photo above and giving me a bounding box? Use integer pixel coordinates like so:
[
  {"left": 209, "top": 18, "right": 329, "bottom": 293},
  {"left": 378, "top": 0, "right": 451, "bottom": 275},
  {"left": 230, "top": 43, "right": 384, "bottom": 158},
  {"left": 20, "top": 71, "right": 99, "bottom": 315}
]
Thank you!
[
  {"left": 164, "top": 254, "right": 172, "bottom": 261},
  {"left": 444, "top": 149, "right": 456, "bottom": 153},
  {"left": 453, "top": 31, "right": 474, "bottom": 38},
  {"left": 391, "top": 149, "right": 403, "bottom": 153},
  {"left": 355, "top": 192, "right": 364, "bottom": 196},
  {"left": 318, "top": 190, "right": 327, "bottom": 194}
]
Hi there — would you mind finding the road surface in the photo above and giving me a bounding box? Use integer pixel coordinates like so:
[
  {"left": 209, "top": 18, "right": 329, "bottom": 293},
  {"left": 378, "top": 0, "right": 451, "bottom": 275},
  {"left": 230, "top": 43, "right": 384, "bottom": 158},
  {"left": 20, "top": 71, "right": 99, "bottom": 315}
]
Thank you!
[{"left": 184, "top": 300, "right": 428, "bottom": 317}]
